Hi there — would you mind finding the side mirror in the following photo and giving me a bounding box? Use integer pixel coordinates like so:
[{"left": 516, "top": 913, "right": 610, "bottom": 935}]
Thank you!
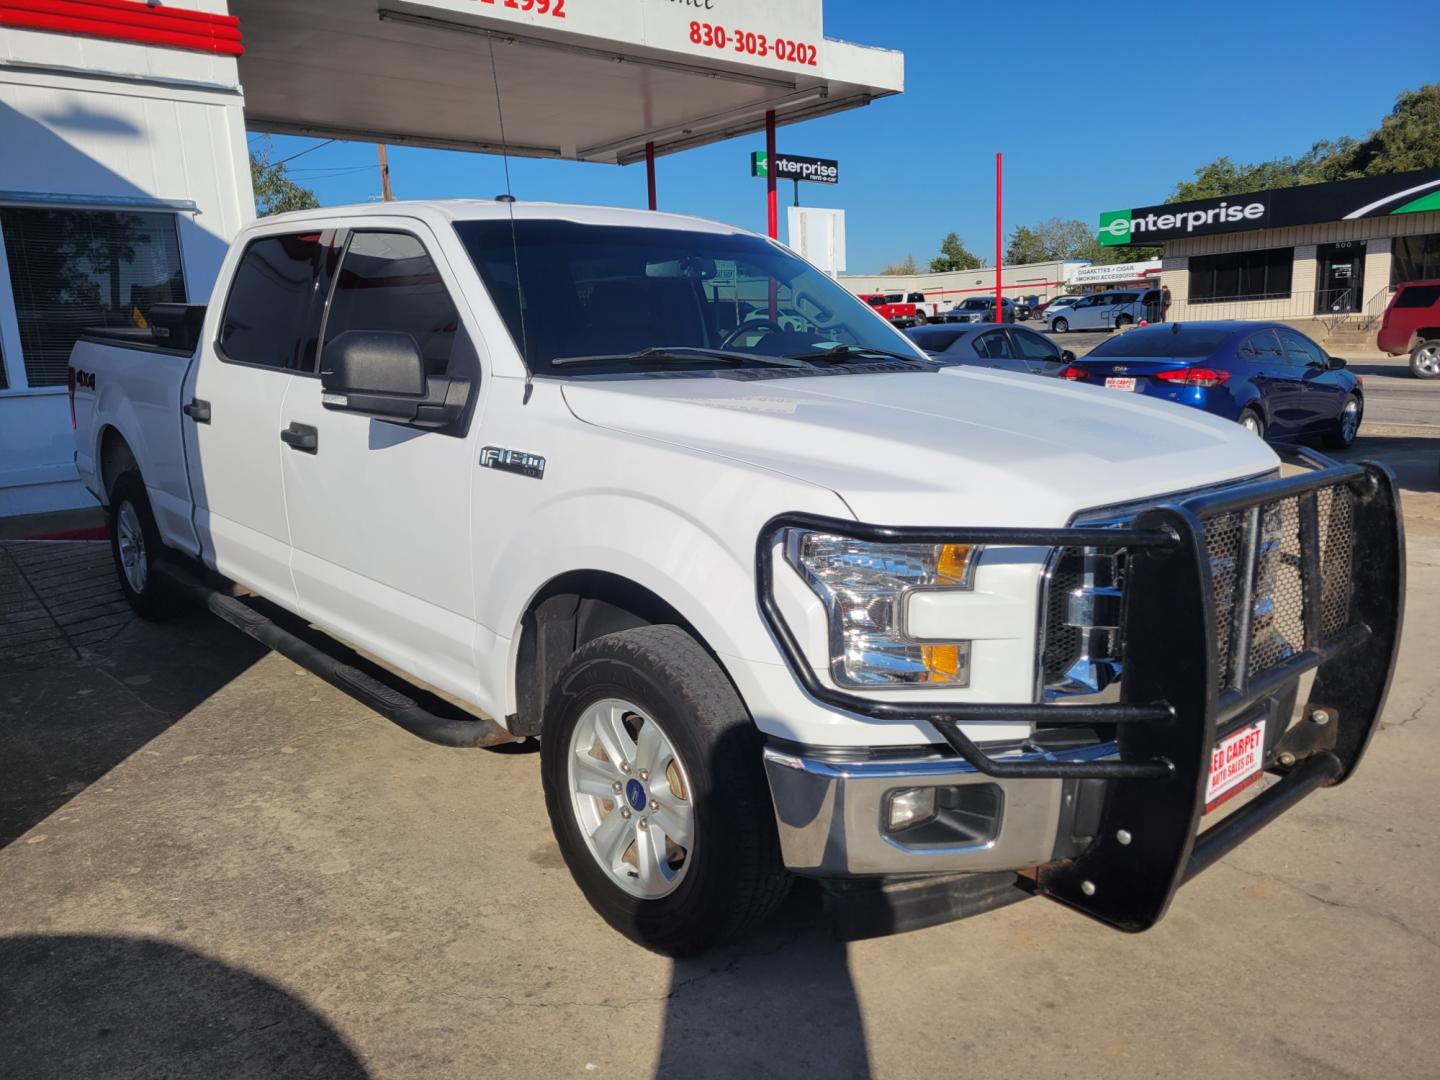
[
  {"left": 1327, "top": 354, "right": 1347, "bottom": 370},
  {"left": 320, "top": 330, "right": 469, "bottom": 429},
  {"left": 1060, "top": 349, "right": 1076, "bottom": 363}
]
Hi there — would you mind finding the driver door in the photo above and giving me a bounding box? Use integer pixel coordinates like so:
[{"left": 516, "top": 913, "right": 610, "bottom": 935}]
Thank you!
[{"left": 279, "top": 223, "right": 486, "bottom": 705}]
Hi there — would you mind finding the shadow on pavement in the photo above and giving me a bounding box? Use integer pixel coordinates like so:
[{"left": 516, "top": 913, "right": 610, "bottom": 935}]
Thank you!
[
  {"left": 0, "top": 610, "right": 267, "bottom": 848},
  {"left": 1339, "top": 434, "right": 1439, "bottom": 496},
  {"left": 0, "top": 933, "right": 367, "bottom": 1079},
  {"left": 654, "top": 882, "right": 871, "bottom": 1080}
]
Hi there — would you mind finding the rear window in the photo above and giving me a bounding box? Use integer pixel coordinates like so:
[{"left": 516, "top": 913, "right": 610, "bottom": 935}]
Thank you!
[
  {"left": 905, "top": 327, "right": 964, "bottom": 351},
  {"left": 864, "top": 295, "right": 886, "bottom": 307},
  {"left": 1395, "top": 284, "right": 1440, "bottom": 309},
  {"left": 1087, "top": 326, "right": 1233, "bottom": 358}
]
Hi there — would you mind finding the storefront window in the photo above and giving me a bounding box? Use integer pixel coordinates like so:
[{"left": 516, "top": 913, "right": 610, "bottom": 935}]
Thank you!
[
  {"left": 0, "top": 207, "right": 186, "bottom": 388},
  {"left": 1393, "top": 234, "right": 1440, "bottom": 286},
  {"left": 1188, "top": 247, "right": 1293, "bottom": 303}
]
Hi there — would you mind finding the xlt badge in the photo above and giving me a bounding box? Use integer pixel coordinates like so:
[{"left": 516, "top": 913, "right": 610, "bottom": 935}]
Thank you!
[{"left": 480, "top": 446, "right": 545, "bottom": 479}]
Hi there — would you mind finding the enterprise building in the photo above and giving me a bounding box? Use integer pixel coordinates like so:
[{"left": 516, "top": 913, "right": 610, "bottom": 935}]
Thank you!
[{"left": 1098, "top": 166, "right": 1440, "bottom": 326}]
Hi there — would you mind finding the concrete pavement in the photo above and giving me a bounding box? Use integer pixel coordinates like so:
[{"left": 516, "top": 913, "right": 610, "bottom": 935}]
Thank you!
[{"left": 1, "top": 435, "right": 1437, "bottom": 1079}]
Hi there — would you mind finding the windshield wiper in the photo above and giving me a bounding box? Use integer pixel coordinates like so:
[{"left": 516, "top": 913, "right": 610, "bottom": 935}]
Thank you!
[
  {"left": 783, "top": 345, "right": 931, "bottom": 365},
  {"left": 552, "top": 346, "right": 806, "bottom": 369}
]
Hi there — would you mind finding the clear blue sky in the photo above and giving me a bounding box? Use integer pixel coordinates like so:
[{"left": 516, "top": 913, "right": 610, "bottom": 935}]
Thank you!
[{"left": 252, "top": 0, "right": 1440, "bottom": 274}]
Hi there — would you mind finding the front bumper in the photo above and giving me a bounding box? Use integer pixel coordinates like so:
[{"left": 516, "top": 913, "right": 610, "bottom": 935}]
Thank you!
[
  {"left": 763, "top": 739, "right": 1116, "bottom": 876},
  {"left": 755, "top": 452, "right": 1404, "bottom": 931}
]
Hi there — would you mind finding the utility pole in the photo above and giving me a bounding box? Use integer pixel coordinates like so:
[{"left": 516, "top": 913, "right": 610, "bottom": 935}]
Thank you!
[{"left": 378, "top": 143, "right": 394, "bottom": 201}]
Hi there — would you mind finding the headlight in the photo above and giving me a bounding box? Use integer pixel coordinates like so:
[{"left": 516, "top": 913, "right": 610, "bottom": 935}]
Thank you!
[{"left": 784, "top": 531, "right": 978, "bottom": 688}]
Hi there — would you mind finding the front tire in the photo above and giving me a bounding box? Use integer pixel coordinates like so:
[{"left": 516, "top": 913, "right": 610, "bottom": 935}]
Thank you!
[
  {"left": 540, "top": 625, "right": 789, "bottom": 956},
  {"left": 109, "top": 472, "right": 183, "bottom": 620},
  {"left": 1323, "top": 393, "right": 1362, "bottom": 449},
  {"left": 1052, "top": 317, "right": 1069, "bottom": 333},
  {"left": 1411, "top": 340, "right": 1440, "bottom": 379}
]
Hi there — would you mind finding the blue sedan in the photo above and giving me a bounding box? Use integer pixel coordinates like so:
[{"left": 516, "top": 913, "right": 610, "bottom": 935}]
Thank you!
[{"left": 1059, "top": 321, "right": 1363, "bottom": 448}]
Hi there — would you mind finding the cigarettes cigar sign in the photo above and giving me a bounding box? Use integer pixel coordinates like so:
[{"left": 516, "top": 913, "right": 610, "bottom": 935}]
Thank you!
[{"left": 1100, "top": 165, "right": 1440, "bottom": 246}]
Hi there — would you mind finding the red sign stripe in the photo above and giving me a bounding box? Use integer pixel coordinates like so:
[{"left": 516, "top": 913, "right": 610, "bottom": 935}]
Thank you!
[{"left": 0, "top": 0, "right": 243, "bottom": 55}]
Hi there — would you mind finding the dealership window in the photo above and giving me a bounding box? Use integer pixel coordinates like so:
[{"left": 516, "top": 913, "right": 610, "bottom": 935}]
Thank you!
[
  {"left": 0, "top": 207, "right": 186, "bottom": 388},
  {"left": 1187, "top": 247, "right": 1293, "bottom": 303},
  {"left": 1393, "top": 234, "right": 1440, "bottom": 286}
]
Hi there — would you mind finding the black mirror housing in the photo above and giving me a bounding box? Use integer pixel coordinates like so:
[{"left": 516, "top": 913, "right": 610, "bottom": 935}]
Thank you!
[
  {"left": 1328, "top": 354, "right": 1347, "bottom": 370},
  {"left": 320, "top": 330, "right": 469, "bottom": 430}
]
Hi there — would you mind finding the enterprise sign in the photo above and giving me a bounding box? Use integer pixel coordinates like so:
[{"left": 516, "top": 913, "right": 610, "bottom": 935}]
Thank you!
[
  {"left": 1100, "top": 165, "right": 1440, "bottom": 246},
  {"left": 751, "top": 151, "right": 839, "bottom": 184}
]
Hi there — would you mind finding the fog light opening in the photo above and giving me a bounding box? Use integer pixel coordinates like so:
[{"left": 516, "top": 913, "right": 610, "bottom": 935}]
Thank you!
[{"left": 886, "top": 787, "right": 938, "bottom": 832}]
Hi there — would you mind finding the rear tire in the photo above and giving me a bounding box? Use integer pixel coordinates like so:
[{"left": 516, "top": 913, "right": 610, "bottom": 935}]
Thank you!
[
  {"left": 1114, "top": 314, "right": 1133, "bottom": 329},
  {"left": 540, "top": 625, "right": 790, "bottom": 956},
  {"left": 1238, "top": 408, "right": 1266, "bottom": 440},
  {"left": 1411, "top": 340, "right": 1440, "bottom": 379},
  {"left": 1052, "top": 317, "right": 1069, "bottom": 333},
  {"left": 109, "top": 472, "right": 183, "bottom": 620},
  {"left": 1322, "top": 393, "right": 1362, "bottom": 449}
]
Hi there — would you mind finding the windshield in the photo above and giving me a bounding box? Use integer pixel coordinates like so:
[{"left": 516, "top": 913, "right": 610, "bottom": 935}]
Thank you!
[
  {"left": 455, "top": 220, "right": 925, "bottom": 374},
  {"left": 1087, "top": 326, "right": 1234, "bottom": 358},
  {"left": 863, "top": 295, "right": 887, "bottom": 307},
  {"left": 959, "top": 299, "right": 989, "bottom": 310}
]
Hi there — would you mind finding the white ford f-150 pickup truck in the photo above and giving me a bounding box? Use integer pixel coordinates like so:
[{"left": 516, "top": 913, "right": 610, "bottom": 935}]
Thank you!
[{"left": 71, "top": 201, "right": 1403, "bottom": 955}]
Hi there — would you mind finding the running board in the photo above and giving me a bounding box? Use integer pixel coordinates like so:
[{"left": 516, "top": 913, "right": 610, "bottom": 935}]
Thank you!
[{"left": 155, "top": 562, "right": 520, "bottom": 749}]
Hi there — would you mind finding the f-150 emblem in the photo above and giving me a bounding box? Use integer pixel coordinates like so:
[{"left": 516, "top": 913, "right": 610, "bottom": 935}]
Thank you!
[{"left": 480, "top": 446, "right": 545, "bottom": 479}]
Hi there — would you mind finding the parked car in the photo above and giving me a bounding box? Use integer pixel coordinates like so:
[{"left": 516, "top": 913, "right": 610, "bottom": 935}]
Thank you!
[
  {"left": 941, "top": 296, "right": 1016, "bottom": 323},
  {"left": 1058, "top": 321, "right": 1363, "bottom": 447},
  {"left": 1047, "top": 289, "right": 1161, "bottom": 332},
  {"left": 905, "top": 323, "right": 1074, "bottom": 375},
  {"left": 1375, "top": 280, "right": 1440, "bottom": 378},
  {"left": 1034, "top": 295, "right": 1079, "bottom": 321},
  {"left": 71, "top": 202, "right": 1399, "bottom": 956}
]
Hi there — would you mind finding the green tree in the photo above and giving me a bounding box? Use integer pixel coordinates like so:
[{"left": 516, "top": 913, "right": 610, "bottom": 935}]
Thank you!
[
  {"left": 1006, "top": 217, "right": 1093, "bottom": 263},
  {"left": 879, "top": 253, "right": 921, "bottom": 275},
  {"left": 929, "top": 232, "right": 984, "bottom": 272},
  {"left": 249, "top": 138, "right": 321, "bottom": 217},
  {"left": 1338, "top": 83, "right": 1440, "bottom": 176}
]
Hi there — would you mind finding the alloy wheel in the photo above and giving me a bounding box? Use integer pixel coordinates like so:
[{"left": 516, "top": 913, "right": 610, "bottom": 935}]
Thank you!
[
  {"left": 1341, "top": 398, "right": 1360, "bottom": 443},
  {"left": 567, "top": 697, "right": 695, "bottom": 900},
  {"left": 1416, "top": 343, "right": 1440, "bottom": 377},
  {"left": 116, "top": 501, "right": 148, "bottom": 594}
]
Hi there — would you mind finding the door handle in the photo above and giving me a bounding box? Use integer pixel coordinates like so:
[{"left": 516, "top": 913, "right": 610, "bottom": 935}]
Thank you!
[
  {"left": 280, "top": 422, "right": 318, "bottom": 453},
  {"left": 183, "top": 398, "right": 211, "bottom": 423}
]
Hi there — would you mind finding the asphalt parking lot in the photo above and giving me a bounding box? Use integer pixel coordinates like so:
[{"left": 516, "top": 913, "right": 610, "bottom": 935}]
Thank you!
[{"left": 3, "top": 435, "right": 1438, "bottom": 1078}]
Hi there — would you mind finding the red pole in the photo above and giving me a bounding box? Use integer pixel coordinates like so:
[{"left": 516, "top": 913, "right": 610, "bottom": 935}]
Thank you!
[
  {"left": 766, "top": 109, "right": 778, "bottom": 319},
  {"left": 995, "top": 151, "right": 1003, "bottom": 321},
  {"left": 645, "top": 141, "right": 657, "bottom": 211},
  {"left": 766, "top": 109, "right": 778, "bottom": 240}
]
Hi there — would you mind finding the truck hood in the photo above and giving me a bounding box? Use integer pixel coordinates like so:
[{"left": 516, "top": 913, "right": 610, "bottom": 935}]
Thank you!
[{"left": 560, "top": 367, "right": 1278, "bottom": 526}]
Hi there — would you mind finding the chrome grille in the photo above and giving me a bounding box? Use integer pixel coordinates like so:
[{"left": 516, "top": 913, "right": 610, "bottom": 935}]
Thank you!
[{"left": 1040, "top": 480, "right": 1358, "bottom": 700}]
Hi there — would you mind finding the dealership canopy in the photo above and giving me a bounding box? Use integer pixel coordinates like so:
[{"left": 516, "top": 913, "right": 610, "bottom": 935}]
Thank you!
[{"left": 231, "top": 0, "right": 903, "bottom": 164}]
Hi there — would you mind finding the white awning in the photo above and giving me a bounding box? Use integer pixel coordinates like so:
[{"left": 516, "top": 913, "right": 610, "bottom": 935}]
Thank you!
[{"left": 232, "top": 0, "right": 903, "bottom": 163}]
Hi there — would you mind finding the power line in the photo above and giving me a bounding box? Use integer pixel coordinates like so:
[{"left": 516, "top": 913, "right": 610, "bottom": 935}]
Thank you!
[{"left": 273, "top": 138, "right": 338, "bottom": 166}]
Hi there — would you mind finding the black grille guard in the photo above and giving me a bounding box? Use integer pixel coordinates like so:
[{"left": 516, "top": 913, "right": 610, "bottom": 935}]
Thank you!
[{"left": 756, "top": 452, "right": 1404, "bottom": 930}]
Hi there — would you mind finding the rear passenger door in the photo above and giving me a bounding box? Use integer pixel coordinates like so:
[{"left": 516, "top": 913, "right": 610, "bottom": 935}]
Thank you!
[
  {"left": 1239, "top": 329, "right": 1305, "bottom": 437},
  {"left": 279, "top": 224, "right": 485, "bottom": 705},
  {"left": 184, "top": 229, "right": 339, "bottom": 608}
]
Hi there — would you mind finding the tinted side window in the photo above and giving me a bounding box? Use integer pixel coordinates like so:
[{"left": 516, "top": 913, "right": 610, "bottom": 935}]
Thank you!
[
  {"left": 1280, "top": 330, "right": 1326, "bottom": 367},
  {"left": 323, "top": 232, "right": 461, "bottom": 377},
  {"left": 219, "top": 233, "right": 334, "bottom": 371},
  {"left": 974, "top": 331, "right": 1014, "bottom": 359},
  {"left": 1239, "top": 330, "right": 1284, "bottom": 363},
  {"left": 1011, "top": 328, "right": 1058, "bottom": 360},
  {"left": 1395, "top": 284, "right": 1440, "bottom": 308}
]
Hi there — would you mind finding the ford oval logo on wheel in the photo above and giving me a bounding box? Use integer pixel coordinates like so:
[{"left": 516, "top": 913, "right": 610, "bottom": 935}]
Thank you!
[{"left": 625, "top": 778, "right": 647, "bottom": 812}]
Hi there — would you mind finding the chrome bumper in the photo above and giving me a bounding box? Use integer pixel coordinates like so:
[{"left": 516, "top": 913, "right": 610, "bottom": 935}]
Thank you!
[{"left": 762, "top": 741, "right": 1117, "bottom": 877}]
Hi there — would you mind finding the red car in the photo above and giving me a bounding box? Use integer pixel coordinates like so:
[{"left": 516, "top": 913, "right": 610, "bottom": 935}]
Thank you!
[{"left": 1376, "top": 280, "right": 1440, "bottom": 378}]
